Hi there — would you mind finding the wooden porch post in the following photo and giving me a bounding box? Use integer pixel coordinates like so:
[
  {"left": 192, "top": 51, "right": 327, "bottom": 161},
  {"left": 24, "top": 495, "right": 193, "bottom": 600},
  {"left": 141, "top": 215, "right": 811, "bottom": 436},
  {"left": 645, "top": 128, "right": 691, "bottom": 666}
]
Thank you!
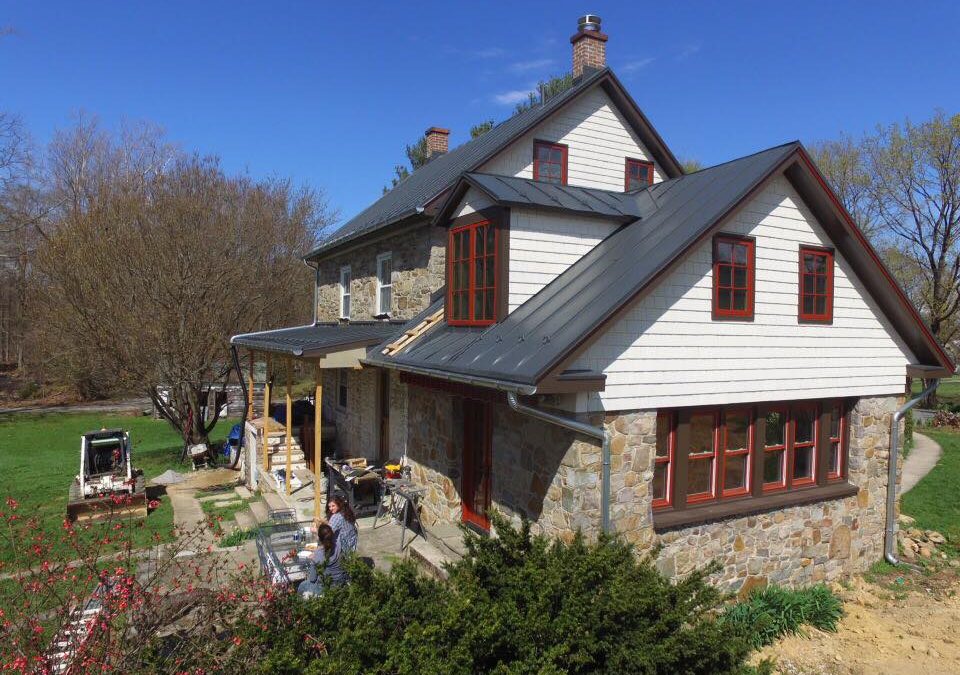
[
  {"left": 262, "top": 355, "right": 272, "bottom": 473},
  {"left": 285, "top": 358, "right": 293, "bottom": 496},
  {"left": 314, "top": 364, "right": 323, "bottom": 520},
  {"left": 246, "top": 350, "right": 255, "bottom": 419}
]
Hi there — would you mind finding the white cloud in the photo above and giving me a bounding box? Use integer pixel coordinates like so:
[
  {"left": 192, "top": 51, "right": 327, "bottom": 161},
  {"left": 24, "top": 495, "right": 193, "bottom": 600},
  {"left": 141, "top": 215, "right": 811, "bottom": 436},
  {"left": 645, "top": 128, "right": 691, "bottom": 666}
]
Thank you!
[
  {"left": 620, "top": 57, "right": 655, "bottom": 73},
  {"left": 677, "top": 43, "right": 701, "bottom": 60},
  {"left": 493, "top": 88, "right": 537, "bottom": 106},
  {"left": 476, "top": 47, "right": 506, "bottom": 59},
  {"left": 508, "top": 58, "right": 554, "bottom": 73}
]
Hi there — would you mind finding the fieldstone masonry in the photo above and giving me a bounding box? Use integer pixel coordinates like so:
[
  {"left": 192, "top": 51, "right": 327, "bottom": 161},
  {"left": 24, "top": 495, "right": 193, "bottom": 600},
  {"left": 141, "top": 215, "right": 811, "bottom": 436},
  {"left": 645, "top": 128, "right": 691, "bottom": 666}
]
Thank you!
[
  {"left": 654, "top": 395, "right": 900, "bottom": 594},
  {"left": 405, "top": 387, "right": 900, "bottom": 593},
  {"left": 315, "top": 222, "right": 446, "bottom": 322}
]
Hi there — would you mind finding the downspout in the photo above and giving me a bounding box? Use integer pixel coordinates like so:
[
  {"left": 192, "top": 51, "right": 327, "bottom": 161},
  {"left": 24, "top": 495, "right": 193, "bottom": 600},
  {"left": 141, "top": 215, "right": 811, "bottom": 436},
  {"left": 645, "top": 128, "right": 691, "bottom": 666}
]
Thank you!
[
  {"left": 304, "top": 259, "right": 319, "bottom": 325},
  {"left": 506, "top": 392, "right": 611, "bottom": 534},
  {"left": 885, "top": 378, "right": 940, "bottom": 565}
]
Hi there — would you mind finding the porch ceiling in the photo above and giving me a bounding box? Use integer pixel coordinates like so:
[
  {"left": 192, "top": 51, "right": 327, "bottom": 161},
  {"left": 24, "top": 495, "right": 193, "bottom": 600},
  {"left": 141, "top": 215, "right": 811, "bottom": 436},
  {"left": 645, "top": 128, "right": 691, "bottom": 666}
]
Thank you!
[{"left": 231, "top": 321, "right": 405, "bottom": 361}]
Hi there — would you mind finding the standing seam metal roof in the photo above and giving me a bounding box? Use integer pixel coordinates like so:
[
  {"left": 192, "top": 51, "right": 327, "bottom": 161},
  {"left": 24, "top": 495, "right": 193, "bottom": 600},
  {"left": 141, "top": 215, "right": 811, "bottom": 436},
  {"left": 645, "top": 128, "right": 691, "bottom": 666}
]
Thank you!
[
  {"left": 364, "top": 142, "right": 801, "bottom": 385},
  {"left": 461, "top": 173, "right": 645, "bottom": 219},
  {"left": 231, "top": 322, "right": 405, "bottom": 357}
]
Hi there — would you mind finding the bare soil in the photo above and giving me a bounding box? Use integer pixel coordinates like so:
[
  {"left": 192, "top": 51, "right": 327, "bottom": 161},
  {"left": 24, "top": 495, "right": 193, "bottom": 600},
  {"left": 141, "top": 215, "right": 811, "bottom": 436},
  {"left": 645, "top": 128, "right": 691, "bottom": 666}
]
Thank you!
[{"left": 761, "top": 563, "right": 960, "bottom": 674}]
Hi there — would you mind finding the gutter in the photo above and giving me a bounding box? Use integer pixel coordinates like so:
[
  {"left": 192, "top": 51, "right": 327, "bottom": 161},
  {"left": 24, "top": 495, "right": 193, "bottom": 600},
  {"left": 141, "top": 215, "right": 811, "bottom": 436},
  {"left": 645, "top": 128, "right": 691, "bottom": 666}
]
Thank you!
[
  {"left": 365, "top": 359, "right": 537, "bottom": 396},
  {"left": 506, "top": 392, "right": 611, "bottom": 534},
  {"left": 885, "top": 378, "right": 940, "bottom": 565}
]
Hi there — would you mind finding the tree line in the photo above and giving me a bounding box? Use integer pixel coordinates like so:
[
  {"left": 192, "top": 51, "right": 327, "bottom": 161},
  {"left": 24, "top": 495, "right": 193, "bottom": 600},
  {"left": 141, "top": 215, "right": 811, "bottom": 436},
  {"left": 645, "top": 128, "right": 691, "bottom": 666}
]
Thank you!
[{"left": 0, "top": 113, "right": 334, "bottom": 442}]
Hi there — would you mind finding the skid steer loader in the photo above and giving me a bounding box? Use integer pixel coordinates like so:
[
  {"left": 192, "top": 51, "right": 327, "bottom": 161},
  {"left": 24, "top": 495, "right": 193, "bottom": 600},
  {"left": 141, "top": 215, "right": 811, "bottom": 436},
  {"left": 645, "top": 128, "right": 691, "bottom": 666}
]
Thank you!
[{"left": 66, "top": 429, "right": 147, "bottom": 522}]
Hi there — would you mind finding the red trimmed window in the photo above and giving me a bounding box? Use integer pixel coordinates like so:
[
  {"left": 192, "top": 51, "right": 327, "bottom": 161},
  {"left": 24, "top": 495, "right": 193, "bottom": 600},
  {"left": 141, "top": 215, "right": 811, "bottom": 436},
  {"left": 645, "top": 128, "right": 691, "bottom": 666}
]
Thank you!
[
  {"left": 533, "top": 140, "right": 567, "bottom": 185},
  {"left": 713, "top": 235, "right": 755, "bottom": 319},
  {"left": 827, "top": 403, "right": 844, "bottom": 479},
  {"left": 791, "top": 404, "right": 818, "bottom": 486},
  {"left": 625, "top": 158, "right": 654, "bottom": 190},
  {"left": 687, "top": 411, "right": 718, "bottom": 502},
  {"left": 448, "top": 220, "right": 497, "bottom": 326},
  {"left": 762, "top": 409, "right": 787, "bottom": 491},
  {"left": 653, "top": 412, "right": 675, "bottom": 508},
  {"left": 721, "top": 410, "right": 751, "bottom": 496},
  {"left": 799, "top": 247, "right": 834, "bottom": 322}
]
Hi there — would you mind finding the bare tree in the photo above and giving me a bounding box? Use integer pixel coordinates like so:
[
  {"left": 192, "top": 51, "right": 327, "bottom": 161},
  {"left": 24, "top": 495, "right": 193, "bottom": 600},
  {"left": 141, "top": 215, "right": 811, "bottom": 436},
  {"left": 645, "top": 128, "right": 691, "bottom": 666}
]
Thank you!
[
  {"left": 30, "top": 123, "right": 333, "bottom": 445},
  {"left": 807, "top": 135, "right": 880, "bottom": 240}
]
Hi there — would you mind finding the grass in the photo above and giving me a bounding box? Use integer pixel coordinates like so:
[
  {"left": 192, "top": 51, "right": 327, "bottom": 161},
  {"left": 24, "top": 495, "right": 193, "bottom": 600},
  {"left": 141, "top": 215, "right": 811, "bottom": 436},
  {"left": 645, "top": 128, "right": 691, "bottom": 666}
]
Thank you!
[
  {"left": 901, "top": 428, "right": 960, "bottom": 544},
  {"left": 0, "top": 411, "right": 235, "bottom": 568},
  {"left": 720, "top": 584, "right": 843, "bottom": 650},
  {"left": 912, "top": 374, "right": 960, "bottom": 408}
]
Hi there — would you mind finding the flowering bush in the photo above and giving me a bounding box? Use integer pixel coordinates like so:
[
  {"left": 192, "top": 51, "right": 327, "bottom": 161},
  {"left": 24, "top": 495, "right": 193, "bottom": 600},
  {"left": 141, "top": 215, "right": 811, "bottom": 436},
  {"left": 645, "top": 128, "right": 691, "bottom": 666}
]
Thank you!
[{"left": 0, "top": 493, "right": 266, "bottom": 673}]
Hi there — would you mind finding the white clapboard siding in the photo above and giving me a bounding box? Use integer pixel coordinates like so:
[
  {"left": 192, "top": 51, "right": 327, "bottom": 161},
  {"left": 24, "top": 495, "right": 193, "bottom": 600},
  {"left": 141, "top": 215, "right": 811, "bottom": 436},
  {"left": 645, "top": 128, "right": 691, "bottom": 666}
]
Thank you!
[
  {"left": 481, "top": 87, "right": 664, "bottom": 190},
  {"left": 454, "top": 187, "right": 495, "bottom": 218},
  {"left": 569, "top": 176, "right": 917, "bottom": 412},
  {"left": 508, "top": 208, "right": 617, "bottom": 312}
]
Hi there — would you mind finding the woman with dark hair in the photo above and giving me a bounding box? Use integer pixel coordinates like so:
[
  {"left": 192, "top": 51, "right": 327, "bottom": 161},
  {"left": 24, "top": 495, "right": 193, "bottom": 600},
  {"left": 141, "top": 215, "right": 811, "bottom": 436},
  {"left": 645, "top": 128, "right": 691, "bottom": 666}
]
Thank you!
[
  {"left": 297, "top": 523, "right": 348, "bottom": 598},
  {"left": 327, "top": 494, "right": 358, "bottom": 554}
]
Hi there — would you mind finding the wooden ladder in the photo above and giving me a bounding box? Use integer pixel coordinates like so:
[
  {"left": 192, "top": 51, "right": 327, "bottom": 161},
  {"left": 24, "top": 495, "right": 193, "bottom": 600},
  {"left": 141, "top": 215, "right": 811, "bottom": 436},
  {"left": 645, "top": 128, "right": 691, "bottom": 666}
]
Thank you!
[{"left": 382, "top": 309, "right": 444, "bottom": 356}]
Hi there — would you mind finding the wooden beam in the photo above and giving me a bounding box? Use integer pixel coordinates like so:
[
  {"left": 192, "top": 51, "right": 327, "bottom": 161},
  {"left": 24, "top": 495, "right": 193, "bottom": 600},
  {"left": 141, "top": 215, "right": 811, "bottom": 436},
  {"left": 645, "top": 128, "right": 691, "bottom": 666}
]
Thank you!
[
  {"left": 246, "top": 350, "right": 255, "bottom": 420},
  {"left": 262, "top": 355, "right": 273, "bottom": 473},
  {"left": 285, "top": 359, "right": 293, "bottom": 496},
  {"left": 314, "top": 364, "right": 323, "bottom": 520}
]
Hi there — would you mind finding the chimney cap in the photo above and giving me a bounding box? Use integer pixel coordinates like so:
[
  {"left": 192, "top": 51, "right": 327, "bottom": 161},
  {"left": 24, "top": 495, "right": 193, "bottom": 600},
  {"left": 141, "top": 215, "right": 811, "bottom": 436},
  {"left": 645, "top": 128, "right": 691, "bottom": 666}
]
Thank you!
[
  {"left": 577, "top": 14, "right": 602, "bottom": 32},
  {"left": 425, "top": 126, "right": 450, "bottom": 136}
]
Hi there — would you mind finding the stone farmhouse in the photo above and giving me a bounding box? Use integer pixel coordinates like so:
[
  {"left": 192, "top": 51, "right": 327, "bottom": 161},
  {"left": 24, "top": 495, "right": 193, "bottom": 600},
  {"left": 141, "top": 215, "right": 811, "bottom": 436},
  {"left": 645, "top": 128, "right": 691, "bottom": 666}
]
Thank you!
[{"left": 231, "top": 15, "right": 954, "bottom": 591}]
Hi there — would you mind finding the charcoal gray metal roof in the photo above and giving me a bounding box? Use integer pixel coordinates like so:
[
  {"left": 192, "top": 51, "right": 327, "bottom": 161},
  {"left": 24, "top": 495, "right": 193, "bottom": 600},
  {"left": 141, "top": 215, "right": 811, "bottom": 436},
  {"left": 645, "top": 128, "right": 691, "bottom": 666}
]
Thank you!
[
  {"left": 305, "top": 68, "right": 683, "bottom": 260},
  {"left": 456, "top": 172, "right": 646, "bottom": 220},
  {"left": 365, "top": 142, "right": 802, "bottom": 387},
  {"left": 231, "top": 322, "right": 405, "bottom": 357}
]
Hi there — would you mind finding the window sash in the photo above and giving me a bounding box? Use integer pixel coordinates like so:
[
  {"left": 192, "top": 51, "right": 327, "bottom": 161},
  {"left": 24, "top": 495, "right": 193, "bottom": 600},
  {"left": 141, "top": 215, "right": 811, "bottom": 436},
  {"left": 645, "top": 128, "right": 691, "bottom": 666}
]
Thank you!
[
  {"left": 339, "top": 267, "right": 351, "bottom": 319},
  {"left": 662, "top": 400, "right": 847, "bottom": 511},
  {"left": 376, "top": 253, "right": 392, "bottom": 315},
  {"left": 448, "top": 220, "right": 497, "bottom": 326},
  {"left": 653, "top": 412, "right": 675, "bottom": 508},
  {"left": 798, "top": 247, "right": 834, "bottom": 322},
  {"left": 625, "top": 158, "right": 654, "bottom": 190},
  {"left": 713, "top": 235, "right": 755, "bottom": 319},
  {"left": 533, "top": 141, "right": 567, "bottom": 185}
]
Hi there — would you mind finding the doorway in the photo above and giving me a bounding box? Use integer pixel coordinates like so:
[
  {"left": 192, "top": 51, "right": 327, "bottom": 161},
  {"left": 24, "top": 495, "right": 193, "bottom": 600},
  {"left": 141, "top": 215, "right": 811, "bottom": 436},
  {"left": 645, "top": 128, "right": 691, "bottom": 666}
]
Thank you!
[
  {"left": 461, "top": 398, "right": 492, "bottom": 531},
  {"left": 378, "top": 370, "right": 390, "bottom": 464}
]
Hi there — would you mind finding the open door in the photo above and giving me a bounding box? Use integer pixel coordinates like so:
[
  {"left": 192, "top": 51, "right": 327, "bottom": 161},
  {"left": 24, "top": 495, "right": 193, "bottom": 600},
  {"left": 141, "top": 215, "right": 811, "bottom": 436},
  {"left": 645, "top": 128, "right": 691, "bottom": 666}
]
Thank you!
[
  {"left": 378, "top": 370, "right": 390, "bottom": 465},
  {"left": 462, "top": 398, "right": 492, "bottom": 531}
]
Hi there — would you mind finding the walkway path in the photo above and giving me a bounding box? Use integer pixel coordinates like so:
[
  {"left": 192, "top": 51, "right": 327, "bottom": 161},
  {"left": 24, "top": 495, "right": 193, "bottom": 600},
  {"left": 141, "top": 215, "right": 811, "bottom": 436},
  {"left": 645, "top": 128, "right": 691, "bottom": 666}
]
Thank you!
[{"left": 902, "top": 432, "right": 942, "bottom": 494}]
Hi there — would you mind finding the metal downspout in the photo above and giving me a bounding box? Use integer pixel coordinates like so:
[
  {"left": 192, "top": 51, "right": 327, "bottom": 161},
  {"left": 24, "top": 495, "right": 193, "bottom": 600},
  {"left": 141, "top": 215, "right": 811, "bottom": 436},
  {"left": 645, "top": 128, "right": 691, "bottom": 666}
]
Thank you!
[
  {"left": 506, "top": 392, "right": 611, "bottom": 534},
  {"left": 885, "top": 378, "right": 940, "bottom": 565},
  {"left": 304, "top": 259, "right": 319, "bottom": 325}
]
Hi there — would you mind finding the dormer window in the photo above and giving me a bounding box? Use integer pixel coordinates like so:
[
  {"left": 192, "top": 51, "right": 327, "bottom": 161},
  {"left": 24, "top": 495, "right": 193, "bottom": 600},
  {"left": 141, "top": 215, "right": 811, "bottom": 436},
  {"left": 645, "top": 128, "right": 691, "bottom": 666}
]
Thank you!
[
  {"left": 448, "top": 220, "right": 497, "bottom": 326},
  {"left": 625, "top": 158, "right": 654, "bottom": 190},
  {"left": 533, "top": 140, "right": 567, "bottom": 185}
]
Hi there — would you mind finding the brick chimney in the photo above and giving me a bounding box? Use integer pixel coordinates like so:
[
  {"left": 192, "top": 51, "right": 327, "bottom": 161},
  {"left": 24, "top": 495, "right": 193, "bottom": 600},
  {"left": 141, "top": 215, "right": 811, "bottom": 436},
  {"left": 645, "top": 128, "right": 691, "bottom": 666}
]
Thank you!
[
  {"left": 571, "top": 14, "right": 607, "bottom": 78},
  {"left": 425, "top": 127, "right": 450, "bottom": 157}
]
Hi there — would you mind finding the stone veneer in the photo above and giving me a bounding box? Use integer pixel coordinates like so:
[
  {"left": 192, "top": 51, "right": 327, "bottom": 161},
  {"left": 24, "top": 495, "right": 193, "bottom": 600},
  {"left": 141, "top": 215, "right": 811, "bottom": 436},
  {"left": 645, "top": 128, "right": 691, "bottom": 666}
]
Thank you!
[
  {"left": 319, "top": 367, "right": 408, "bottom": 462},
  {"left": 404, "top": 387, "right": 900, "bottom": 594},
  {"left": 315, "top": 221, "right": 446, "bottom": 322},
  {"left": 652, "top": 395, "right": 900, "bottom": 595}
]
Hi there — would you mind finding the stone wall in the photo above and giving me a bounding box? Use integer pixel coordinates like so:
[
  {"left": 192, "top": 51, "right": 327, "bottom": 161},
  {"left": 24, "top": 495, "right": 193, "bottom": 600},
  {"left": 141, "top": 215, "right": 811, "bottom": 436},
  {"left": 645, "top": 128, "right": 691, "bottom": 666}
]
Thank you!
[
  {"left": 319, "top": 367, "right": 408, "bottom": 462},
  {"left": 653, "top": 395, "right": 900, "bottom": 595},
  {"left": 404, "top": 389, "right": 899, "bottom": 594},
  {"left": 315, "top": 221, "right": 446, "bottom": 322}
]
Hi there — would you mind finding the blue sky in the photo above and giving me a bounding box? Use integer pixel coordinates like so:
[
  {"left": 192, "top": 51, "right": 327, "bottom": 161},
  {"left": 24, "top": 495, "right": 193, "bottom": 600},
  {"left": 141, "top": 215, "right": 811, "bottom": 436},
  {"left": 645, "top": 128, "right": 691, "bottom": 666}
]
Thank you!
[{"left": 3, "top": 1, "right": 959, "bottom": 226}]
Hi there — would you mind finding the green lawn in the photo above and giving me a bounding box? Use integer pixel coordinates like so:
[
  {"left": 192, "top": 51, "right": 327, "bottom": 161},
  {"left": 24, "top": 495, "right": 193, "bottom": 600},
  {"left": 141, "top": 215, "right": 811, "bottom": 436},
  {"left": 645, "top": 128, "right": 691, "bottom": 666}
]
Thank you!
[
  {"left": 912, "top": 375, "right": 960, "bottom": 408},
  {"left": 0, "top": 411, "right": 235, "bottom": 569},
  {"left": 901, "top": 428, "right": 960, "bottom": 543}
]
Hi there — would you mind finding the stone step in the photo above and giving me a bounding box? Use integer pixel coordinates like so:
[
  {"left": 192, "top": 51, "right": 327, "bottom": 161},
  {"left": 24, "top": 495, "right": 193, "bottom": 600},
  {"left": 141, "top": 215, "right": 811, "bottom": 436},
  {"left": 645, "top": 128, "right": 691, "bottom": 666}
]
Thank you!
[
  {"left": 424, "top": 523, "right": 468, "bottom": 560},
  {"left": 234, "top": 509, "right": 257, "bottom": 532},
  {"left": 408, "top": 536, "right": 452, "bottom": 581},
  {"left": 262, "top": 491, "right": 288, "bottom": 512},
  {"left": 248, "top": 500, "right": 270, "bottom": 524},
  {"left": 234, "top": 485, "right": 253, "bottom": 500},
  {"left": 269, "top": 455, "right": 306, "bottom": 466}
]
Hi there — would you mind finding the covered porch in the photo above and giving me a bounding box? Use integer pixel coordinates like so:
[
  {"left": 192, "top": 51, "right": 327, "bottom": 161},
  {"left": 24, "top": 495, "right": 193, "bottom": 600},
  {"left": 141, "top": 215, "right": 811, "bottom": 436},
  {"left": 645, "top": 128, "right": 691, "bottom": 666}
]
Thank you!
[{"left": 230, "top": 321, "right": 404, "bottom": 521}]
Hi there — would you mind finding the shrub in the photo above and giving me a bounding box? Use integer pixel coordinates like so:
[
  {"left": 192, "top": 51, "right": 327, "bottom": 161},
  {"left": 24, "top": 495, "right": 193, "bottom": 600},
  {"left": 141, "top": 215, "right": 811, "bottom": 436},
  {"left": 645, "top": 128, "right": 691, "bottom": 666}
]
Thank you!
[
  {"left": 720, "top": 584, "right": 843, "bottom": 650},
  {"left": 235, "top": 515, "right": 764, "bottom": 674}
]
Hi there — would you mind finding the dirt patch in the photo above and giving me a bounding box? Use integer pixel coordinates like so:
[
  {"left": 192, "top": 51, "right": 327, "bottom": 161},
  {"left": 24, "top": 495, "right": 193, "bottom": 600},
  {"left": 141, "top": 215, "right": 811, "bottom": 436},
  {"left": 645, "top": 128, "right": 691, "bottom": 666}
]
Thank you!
[{"left": 761, "top": 566, "right": 960, "bottom": 674}]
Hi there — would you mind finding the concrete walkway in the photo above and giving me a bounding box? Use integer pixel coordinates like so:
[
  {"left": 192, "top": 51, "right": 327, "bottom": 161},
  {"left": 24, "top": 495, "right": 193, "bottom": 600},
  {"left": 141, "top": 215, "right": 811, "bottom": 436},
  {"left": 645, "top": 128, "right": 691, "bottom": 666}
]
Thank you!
[{"left": 902, "top": 432, "right": 943, "bottom": 494}]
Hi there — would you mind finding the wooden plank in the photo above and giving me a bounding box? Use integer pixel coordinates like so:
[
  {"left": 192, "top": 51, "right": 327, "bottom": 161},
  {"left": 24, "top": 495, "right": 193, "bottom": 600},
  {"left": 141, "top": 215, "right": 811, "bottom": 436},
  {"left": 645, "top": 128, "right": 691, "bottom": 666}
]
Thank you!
[
  {"left": 285, "top": 359, "right": 292, "bottom": 497},
  {"left": 382, "top": 308, "right": 444, "bottom": 355},
  {"left": 314, "top": 364, "right": 323, "bottom": 521}
]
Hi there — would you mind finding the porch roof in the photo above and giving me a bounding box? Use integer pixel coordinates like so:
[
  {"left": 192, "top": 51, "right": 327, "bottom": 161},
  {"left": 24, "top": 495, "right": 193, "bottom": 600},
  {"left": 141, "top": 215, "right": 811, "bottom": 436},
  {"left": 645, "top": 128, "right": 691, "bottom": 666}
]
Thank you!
[{"left": 231, "top": 321, "right": 405, "bottom": 359}]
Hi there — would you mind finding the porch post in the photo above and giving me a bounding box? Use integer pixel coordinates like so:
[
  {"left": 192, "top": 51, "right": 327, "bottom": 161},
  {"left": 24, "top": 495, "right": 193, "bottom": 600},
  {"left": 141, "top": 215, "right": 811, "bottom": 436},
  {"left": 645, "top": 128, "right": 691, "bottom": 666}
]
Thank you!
[
  {"left": 246, "top": 350, "right": 255, "bottom": 419},
  {"left": 262, "top": 355, "right": 273, "bottom": 473},
  {"left": 314, "top": 363, "right": 323, "bottom": 520},
  {"left": 285, "top": 358, "right": 293, "bottom": 496}
]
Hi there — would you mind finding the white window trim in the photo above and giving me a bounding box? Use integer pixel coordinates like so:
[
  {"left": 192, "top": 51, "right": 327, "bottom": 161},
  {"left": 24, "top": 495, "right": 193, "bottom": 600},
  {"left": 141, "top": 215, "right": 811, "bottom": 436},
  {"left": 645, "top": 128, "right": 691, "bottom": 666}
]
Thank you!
[
  {"left": 339, "top": 265, "right": 351, "bottom": 320},
  {"left": 375, "top": 252, "right": 393, "bottom": 316}
]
